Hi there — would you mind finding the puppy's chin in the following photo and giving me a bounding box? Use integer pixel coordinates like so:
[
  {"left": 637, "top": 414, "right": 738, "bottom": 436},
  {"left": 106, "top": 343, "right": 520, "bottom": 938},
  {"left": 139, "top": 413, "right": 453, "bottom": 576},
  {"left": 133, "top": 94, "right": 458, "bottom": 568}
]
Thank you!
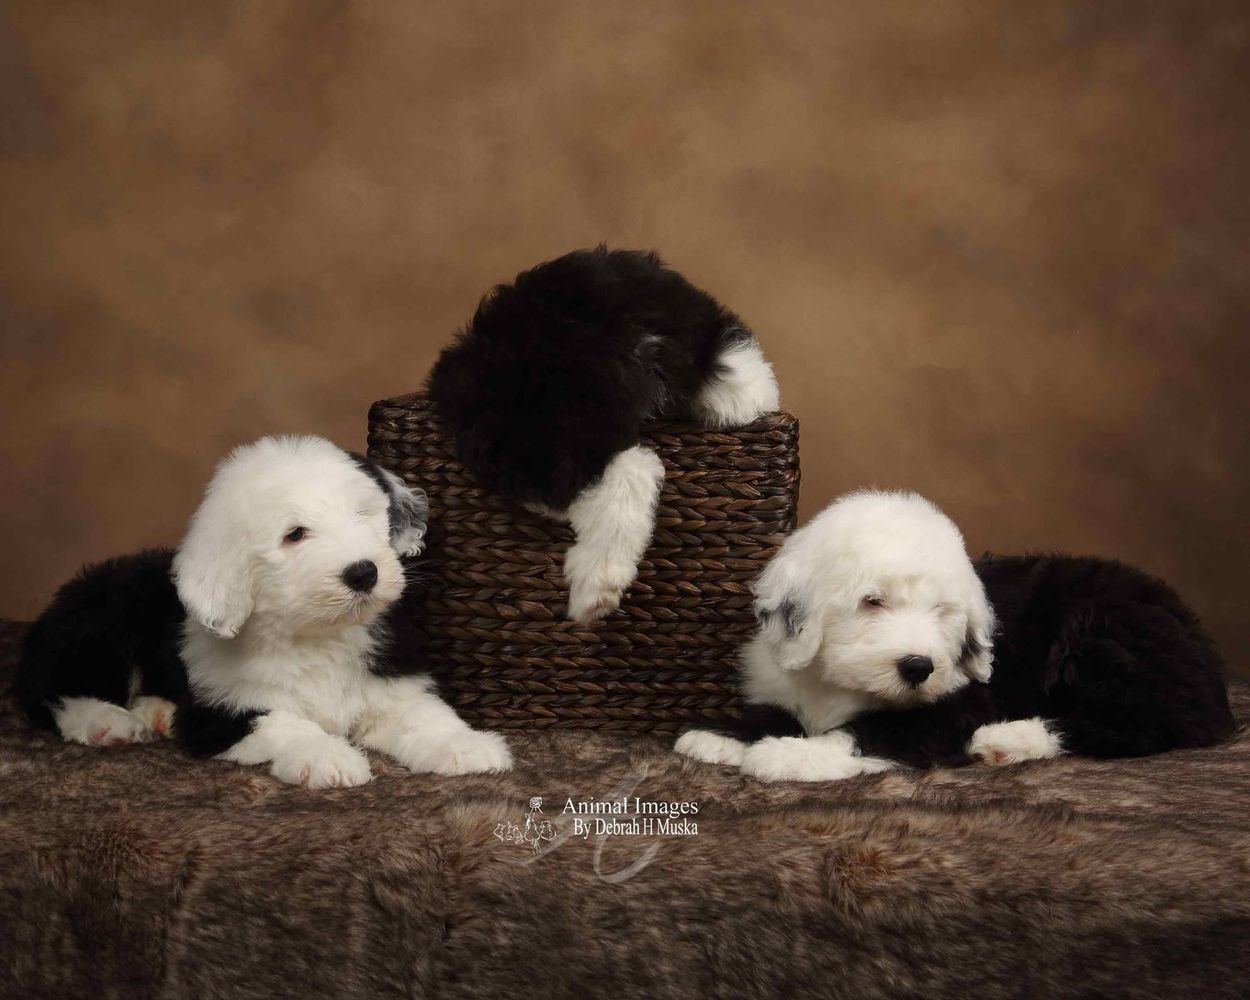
[
  {"left": 885, "top": 672, "right": 969, "bottom": 707},
  {"left": 339, "top": 591, "right": 400, "bottom": 627},
  {"left": 287, "top": 589, "right": 399, "bottom": 632}
]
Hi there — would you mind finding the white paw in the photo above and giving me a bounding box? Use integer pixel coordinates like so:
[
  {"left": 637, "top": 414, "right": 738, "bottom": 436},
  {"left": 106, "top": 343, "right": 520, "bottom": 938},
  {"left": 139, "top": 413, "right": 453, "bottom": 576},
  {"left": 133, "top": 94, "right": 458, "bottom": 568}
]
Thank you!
[
  {"left": 675, "top": 730, "right": 747, "bottom": 766},
  {"left": 740, "top": 733, "right": 866, "bottom": 782},
  {"left": 968, "top": 718, "right": 1063, "bottom": 765},
  {"left": 270, "top": 735, "right": 373, "bottom": 789},
  {"left": 564, "top": 535, "right": 639, "bottom": 624},
  {"left": 55, "top": 698, "right": 154, "bottom": 746},
  {"left": 695, "top": 338, "right": 780, "bottom": 428},
  {"left": 564, "top": 561, "right": 630, "bottom": 625},
  {"left": 399, "top": 728, "right": 513, "bottom": 776},
  {"left": 562, "top": 445, "right": 663, "bottom": 625},
  {"left": 129, "top": 696, "right": 177, "bottom": 738}
]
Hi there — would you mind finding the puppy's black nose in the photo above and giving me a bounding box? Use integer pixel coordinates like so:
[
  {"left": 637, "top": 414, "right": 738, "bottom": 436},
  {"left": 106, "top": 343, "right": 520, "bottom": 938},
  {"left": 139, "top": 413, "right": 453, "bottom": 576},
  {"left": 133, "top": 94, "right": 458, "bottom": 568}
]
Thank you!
[
  {"left": 342, "top": 560, "right": 378, "bottom": 593},
  {"left": 897, "top": 655, "right": 934, "bottom": 686}
]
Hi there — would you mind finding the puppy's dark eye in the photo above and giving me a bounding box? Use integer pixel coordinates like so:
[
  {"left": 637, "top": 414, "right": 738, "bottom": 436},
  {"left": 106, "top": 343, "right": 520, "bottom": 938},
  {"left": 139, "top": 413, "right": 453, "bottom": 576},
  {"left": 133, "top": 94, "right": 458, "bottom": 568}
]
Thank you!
[
  {"left": 283, "top": 526, "right": 308, "bottom": 544},
  {"left": 861, "top": 595, "right": 885, "bottom": 609}
]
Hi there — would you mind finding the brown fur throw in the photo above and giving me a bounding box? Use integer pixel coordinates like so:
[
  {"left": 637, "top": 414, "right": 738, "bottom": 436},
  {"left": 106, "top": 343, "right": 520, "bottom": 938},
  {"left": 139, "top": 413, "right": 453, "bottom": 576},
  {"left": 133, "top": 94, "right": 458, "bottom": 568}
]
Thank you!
[{"left": 1, "top": 620, "right": 1248, "bottom": 999}]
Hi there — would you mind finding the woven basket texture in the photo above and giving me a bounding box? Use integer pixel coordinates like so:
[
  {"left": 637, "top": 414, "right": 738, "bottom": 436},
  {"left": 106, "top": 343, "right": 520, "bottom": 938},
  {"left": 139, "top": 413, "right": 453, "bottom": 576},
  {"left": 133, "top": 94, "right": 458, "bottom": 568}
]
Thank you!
[{"left": 367, "top": 394, "right": 800, "bottom": 732}]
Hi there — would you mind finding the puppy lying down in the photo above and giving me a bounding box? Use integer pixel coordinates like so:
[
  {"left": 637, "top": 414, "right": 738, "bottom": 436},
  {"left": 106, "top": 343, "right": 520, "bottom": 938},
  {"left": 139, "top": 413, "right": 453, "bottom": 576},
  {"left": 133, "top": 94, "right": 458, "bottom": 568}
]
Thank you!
[
  {"left": 16, "top": 436, "right": 511, "bottom": 787},
  {"left": 676, "top": 491, "right": 1233, "bottom": 781}
]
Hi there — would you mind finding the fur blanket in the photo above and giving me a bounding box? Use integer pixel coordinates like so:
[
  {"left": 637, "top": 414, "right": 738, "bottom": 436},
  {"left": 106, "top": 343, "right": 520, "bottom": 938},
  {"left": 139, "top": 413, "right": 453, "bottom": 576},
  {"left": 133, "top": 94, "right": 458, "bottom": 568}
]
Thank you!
[{"left": 2, "top": 620, "right": 1248, "bottom": 1000}]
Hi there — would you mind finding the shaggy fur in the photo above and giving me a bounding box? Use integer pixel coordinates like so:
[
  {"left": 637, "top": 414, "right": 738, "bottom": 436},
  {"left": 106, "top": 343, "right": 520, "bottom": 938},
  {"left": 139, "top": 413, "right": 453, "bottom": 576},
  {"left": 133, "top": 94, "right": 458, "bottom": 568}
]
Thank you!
[
  {"left": 426, "top": 246, "right": 779, "bottom": 623},
  {"left": 1, "top": 623, "right": 1248, "bottom": 999},
  {"left": 15, "top": 548, "right": 186, "bottom": 736},
  {"left": 14, "top": 437, "right": 510, "bottom": 786},
  {"left": 678, "top": 491, "right": 1234, "bottom": 780}
]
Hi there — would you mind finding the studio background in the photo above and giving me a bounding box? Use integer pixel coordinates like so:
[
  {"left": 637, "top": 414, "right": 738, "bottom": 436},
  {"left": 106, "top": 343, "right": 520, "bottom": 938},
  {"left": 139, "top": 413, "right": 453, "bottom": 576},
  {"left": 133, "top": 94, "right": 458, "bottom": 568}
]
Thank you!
[{"left": 2, "top": 2, "right": 1247, "bottom": 670}]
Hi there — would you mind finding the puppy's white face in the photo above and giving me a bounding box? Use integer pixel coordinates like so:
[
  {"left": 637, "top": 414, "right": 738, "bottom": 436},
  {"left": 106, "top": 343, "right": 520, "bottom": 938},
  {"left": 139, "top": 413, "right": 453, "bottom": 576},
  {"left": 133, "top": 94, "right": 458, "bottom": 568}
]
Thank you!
[
  {"left": 174, "top": 437, "right": 427, "bottom": 638},
  {"left": 817, "top": 571, "right": 977, "bottom": 705},
  {"left": 750, "top": 490, "right": 995, "bottom": 708},
  {"left": 245, "top": 464, "right": 403, "bottom": 631}
]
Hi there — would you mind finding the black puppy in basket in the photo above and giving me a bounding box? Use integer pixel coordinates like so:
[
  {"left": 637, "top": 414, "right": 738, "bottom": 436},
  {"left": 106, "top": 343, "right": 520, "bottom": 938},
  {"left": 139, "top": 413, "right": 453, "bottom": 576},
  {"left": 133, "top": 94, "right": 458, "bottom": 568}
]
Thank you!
[{"left": 428, "top": 246, "right": 780, "bottom": 625}]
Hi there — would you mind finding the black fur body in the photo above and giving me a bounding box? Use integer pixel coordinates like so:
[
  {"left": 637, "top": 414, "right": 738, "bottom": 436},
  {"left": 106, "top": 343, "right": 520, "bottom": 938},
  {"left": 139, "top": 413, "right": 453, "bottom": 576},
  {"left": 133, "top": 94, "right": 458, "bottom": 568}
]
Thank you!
[
  {"left": 16, "top": 553, "right": 361, "bottom": 757},
  {"left": 426, "top": 246, "right": 755, "bottom": 510},
  {"left": 704, "top": 554, "right": 1235, "bottom": 766},
  {"left": 15, "top": 549, "right": 187, "bottom": 731}
]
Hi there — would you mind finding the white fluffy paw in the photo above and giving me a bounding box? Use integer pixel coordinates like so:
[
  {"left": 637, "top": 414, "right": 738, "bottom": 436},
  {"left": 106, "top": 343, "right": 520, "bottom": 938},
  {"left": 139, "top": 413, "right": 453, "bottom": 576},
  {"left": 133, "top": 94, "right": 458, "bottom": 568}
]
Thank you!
[
  {"left": 270, "top": 735, "right": 373, "bottom": 789},
  {"left": 563, "top": 535, "right": 638, "bottom": 624},
  {"left": 562, "top": 446, "right": 663, "bottom": 625},
  {"left": 129, "top": 696, "right": 177, "bottom": 738},
  {"left": 695, "top": 338, "right": 780, "bottom": 428},
  {"left": 740, "top": 733, "right": 869, "bottom": 783},
  {"left": 55, "top": 698, "right": 154, "bottom": 746},
  {"left": 564, "top": 561, "right": 631, "bottom": 626},
  {"left": 674, "top": 730, "right": 747, "bottom": 766},
  {"left": 399, "top": 728, "right": 513, "bottom": 776},
  {"left": 968, "top": 718, "right": 1063, "bottom": 765}
]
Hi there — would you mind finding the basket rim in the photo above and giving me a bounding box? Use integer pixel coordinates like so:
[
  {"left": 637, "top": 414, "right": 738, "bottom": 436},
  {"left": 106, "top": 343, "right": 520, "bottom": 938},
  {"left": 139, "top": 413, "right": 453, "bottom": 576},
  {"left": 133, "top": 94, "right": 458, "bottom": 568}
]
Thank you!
[{"left": 371, "top": 392, "right": 799, "bottom": 436}]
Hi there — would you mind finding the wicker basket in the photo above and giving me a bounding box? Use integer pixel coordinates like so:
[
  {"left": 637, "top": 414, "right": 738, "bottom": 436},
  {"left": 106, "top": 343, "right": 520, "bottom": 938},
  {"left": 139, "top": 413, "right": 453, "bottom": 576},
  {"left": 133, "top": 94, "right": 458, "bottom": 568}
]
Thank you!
[{"left": 367, "top": 394, "right": 800, "bottom": 733}]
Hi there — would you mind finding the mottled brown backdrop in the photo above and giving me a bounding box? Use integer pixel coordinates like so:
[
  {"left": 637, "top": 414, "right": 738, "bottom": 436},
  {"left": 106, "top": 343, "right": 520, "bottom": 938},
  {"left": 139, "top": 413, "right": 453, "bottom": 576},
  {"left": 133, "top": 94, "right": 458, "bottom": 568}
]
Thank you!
[{"left": 2, "top": 2, "right": 1247, "bottom": 669}]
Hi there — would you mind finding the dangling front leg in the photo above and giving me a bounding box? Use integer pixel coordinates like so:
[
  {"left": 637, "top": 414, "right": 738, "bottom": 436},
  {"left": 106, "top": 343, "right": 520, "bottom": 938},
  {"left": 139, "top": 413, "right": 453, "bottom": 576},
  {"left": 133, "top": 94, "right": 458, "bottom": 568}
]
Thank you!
[{"left": 562, "top": 445, "right": 665, "bottom": 625}]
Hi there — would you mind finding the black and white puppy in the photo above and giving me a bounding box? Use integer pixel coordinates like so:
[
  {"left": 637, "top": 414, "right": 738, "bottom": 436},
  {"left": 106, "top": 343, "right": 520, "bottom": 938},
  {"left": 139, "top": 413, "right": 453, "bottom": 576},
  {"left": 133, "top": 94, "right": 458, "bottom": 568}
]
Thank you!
[
  {"left": 16, "top": 436, "right": 512, "bottom": 787},
  {"left": 427, "top": 246, "right": 779, "bottom": 624},
  {"left": 675, "top": 490, "right": 1234, "bottom": 780}
]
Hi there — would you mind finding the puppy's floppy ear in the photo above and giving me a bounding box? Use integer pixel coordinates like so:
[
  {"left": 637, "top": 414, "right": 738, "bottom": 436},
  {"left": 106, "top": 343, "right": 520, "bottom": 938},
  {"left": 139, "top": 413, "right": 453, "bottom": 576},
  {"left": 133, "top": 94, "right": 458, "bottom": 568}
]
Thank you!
[
  {"left": 173, "top": 493, "right": 255, "bottom": 639},
  {"left": 958, "top": 576, "right": 996, "bottom": 683},
  {"left": 381, "top": 468, "right": 428, "bottom": 558},
  {"left": 755, "top": 596, "right": 822, "bottom": 673},
  {"left": 347, "top": 452, "right": 429, "bottom": 558},
  {"left": 752, "top": 539, "right": 824, "bottom": 673}
]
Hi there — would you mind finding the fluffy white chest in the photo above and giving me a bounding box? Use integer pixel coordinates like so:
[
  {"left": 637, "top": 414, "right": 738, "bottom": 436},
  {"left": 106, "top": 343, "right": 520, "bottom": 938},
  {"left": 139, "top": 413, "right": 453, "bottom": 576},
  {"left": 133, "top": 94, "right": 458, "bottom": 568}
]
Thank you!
[
  {"left": 743, "top": 651, "right": 879, "bottom": 735},
  {"left": 185, "top": 622, "right": 377, "bottom": 735}
]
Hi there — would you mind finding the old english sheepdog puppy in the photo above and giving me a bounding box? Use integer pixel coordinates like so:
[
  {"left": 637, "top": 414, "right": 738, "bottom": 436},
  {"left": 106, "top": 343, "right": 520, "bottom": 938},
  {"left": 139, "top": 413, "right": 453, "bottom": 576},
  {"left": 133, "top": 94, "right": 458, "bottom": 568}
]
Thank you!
[
  {"left": 16, "top": 436, "right": 512, "bottom": 787},
  {"left": 675, "top": 490, "right": 1233, "bottom": 781},
  {"left": 427, "top": 246, "right": 780, "bottom": 625}
]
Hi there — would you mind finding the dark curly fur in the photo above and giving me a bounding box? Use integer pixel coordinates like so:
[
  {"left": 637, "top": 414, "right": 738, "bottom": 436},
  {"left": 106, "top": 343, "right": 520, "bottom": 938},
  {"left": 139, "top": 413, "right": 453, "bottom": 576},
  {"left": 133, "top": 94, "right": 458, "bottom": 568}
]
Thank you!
[
  {"left": 707, "top": 554, "right": 1235, "bottom": 764},
  {"left": 14, "top": 549, "right": 187, "bottom": 731},
  {"left": 426, "top": 246, "right": 755, "bottom": 509}
]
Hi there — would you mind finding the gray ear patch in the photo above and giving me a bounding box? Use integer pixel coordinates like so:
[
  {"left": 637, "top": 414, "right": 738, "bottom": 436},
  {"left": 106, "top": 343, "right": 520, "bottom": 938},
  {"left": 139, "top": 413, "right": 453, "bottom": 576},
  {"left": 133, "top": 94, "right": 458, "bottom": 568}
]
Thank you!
[
  {"left": 958, "top": 626, "right": 995, "bottom": 683},
  {"left": 757, "top": 596, "right": 804, "bottom": 639},
  {"left": 347, "top": 451, "right": 390, "bottom": 493},
  {"left": 959, "top": 628, "right": 983, "bottom": 666},
  {"left": 346, "top": 451, "right": 428, "bottom": 551},
  {"left": 778, "top": 598, "right": 803, "bottom": 639},
  {"left": 386, "top": 481, "right": 429, "bottom": 545}
]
